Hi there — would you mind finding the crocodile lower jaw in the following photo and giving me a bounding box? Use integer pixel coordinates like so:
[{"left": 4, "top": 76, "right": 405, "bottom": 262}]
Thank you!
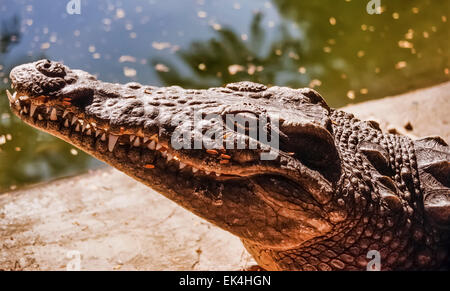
[{"left": 7, "top": 90, "right": 238, "bottom": 179}]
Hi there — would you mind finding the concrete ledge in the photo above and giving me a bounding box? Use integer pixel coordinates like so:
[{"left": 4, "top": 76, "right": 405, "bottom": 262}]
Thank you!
[
  {"left": 1, "top": 82, "right": 449, "bottom": 270},
  {"left": 0, "top": 169, "right": 255, "bottom": 270}
]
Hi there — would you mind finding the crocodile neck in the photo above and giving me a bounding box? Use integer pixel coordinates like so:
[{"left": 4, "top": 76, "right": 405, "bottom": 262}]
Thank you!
[{"left": 243, "top": 110, "right": 448, "bottom": 270}]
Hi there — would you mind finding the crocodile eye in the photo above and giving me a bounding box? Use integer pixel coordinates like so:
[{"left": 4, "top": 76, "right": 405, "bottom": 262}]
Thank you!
[{"left": 36, "top": 59, "right": 67, "bottom": 78}]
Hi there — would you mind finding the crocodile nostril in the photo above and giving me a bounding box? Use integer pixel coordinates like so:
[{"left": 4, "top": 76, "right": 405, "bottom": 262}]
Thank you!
[{"left": 36, "top": 59, "right": 67, "bottom": 78}]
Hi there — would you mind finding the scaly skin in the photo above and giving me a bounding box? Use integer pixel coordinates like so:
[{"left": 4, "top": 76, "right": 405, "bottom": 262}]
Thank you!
[{"left": 7, "top": 60, "right": 450, "bottom": 270}]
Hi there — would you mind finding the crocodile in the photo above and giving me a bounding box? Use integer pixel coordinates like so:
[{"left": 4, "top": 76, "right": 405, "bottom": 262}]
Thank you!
[{"left": 7, "top": 59, "right": 450, "bottom": 270}]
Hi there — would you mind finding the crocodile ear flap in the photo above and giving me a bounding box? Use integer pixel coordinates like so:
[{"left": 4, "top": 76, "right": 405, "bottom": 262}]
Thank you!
[
  {"left": 280, "top": 120, "right": 340, "bottom": 182},
  {"left": 414, "top": 137, "right": 450, "bottom": 227},
  {"left": 421, "top": 160, "right": 450, "bottom": 227}
]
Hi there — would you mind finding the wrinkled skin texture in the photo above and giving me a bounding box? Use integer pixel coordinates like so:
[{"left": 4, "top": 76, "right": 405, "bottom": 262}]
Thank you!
[{"left": 8, "top": 60, "right": 450, "bottom": 270}]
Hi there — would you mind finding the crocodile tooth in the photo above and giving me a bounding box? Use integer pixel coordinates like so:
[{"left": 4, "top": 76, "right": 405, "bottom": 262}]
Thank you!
[
  {"left": 129, "top": 135, "right": 135, "bottom": 143},
  {"left": 216, "top": 172, "right": 221, "bottom": 176},
  {"left": 30, "top": 104, "right": 37, "bottom": 117},
  {"left": 64, "top": 119, "right": 69, "bottom": 127},
  {"left": 108, "top": 135, "right": 119, "bottom": 152},
  {"left": 161, "top": 151, "right": 167, "bottom": 158},
  {"left": 19, "top": 95, "right": 30, "bottom": 101},
  {"left": 38, "top": 114, "right": 43, "bottom": 120},
  {"left": 75, "top": 123, "right": 80, "bottom": 132},
  {"left": 82, "top": 122, "right": 88, "bottom": 132},
  {"left": 86, "top": 129, "right": 92, "bottom": 136},
  {"left": 23, "top": 106, "right": 28, "bottom": 114},
  {"left": 62, "top": 110, "right": 69, "bottom": 118},
  {"left": 167, "top": 153, "right": 173, "bottom": 161},
  {"left": 101, "top": 133, "right": 106, "bottom": 141},
  {"left": 96, "top": 130, "right": 102, "bottom": 137},
  {"left": 133, "top": 137, "right": 141, "bottom": 147},
  {"left": 71, "top": 116, "right": 78, "bottom": 125},
  {"left": 148, "top": 140, "right": 156, "bottom": 150},
  {"left": 149, "top": 133, "right": 158, "bottom": 141},
  {"left": 205, "top": 171, "right": 210, "bottom": 175},
  {"left": 46, "top": 107, "right": 50, "bottom": 114},
  {"left": 155, "top": 143, "right": 162, "bottom": 150},
  {"left": 179, "top": 162, "right": 186, "bottom": 169},
  {"left": 143, "top": 137, "right": 149, "bottom": 143},
  {"left": 50, "top": 108, "right": 58, "bottom": 121},
  {"left": 192, "top": 168, "right": 199, "bottom": 173},
  {"left": 6, "top": 90, "right": 16, "bottom": 103}
]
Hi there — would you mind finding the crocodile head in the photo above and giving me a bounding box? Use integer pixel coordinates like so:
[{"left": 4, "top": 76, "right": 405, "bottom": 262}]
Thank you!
[
  {"left": 9, "top": 60, "right": 449, "bottom": 270},
  {"left": 8, "top": 60, "right": 344, "bottom": 248}
]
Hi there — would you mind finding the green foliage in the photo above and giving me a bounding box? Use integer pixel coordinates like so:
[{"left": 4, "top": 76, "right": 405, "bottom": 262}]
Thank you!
[{"left": 152, "top": 0, "right": 449, "bottom": 107}]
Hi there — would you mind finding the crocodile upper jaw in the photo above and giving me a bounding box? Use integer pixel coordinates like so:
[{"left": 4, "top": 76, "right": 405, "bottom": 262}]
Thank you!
[{"left": 8, "top": 59, "right": 337, "bottom": 249}]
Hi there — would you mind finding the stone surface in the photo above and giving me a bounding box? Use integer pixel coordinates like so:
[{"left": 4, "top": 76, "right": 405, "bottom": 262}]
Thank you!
[
  {"left": 0, "top": 81, "right": 449, "bottom": 270},
  {"left": 0, "top": 169, "right": 257, "bottom": 270}
]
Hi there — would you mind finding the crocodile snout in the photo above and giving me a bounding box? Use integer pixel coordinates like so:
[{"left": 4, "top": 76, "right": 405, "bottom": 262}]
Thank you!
[{"left": 10, "top": 59, "right": 77, "bottom": 97}]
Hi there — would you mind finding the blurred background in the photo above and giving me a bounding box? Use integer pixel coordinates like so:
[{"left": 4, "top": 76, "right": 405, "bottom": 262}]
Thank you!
[{"left": 0, "top": 0, "right": 448, "bottom": 193}]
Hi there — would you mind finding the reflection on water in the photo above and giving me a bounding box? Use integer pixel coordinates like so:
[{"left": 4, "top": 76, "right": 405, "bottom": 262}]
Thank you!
[
  {"left": 0, "top": 0, "right": 448, "bottom": 192},
  {"left": 155, "top": 0, "right": 449, "bottom": 105}
]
